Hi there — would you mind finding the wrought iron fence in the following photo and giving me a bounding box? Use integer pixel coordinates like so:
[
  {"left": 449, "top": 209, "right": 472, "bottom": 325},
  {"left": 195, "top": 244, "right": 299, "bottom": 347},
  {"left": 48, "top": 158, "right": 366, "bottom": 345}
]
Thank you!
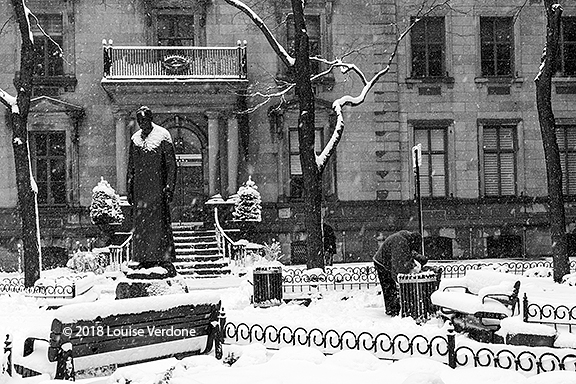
[
  {"left": 224, "top": 321, "right": 576, "bottom": 374},
  {"left": 0, "top": 277, "right": 75, "bottom": 298},
  {"left": 523, "top": 293, "right": 576, "bottom": 333}
]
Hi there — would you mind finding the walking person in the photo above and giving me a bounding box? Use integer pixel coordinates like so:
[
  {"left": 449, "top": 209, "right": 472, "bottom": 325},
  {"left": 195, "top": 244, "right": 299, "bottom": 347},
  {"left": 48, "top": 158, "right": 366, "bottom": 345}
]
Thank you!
[{"left": 373, "top": 230, "right": 426, "bottom": 316}]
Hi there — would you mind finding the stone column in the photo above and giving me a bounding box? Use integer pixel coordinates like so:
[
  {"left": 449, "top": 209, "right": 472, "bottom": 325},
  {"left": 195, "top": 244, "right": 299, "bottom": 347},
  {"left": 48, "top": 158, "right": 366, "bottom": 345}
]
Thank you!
[
  {"left": 206, "top": 111, "right": 220, "bottom": 196},
  {"left": 227, "top": 114, "right": 239, "bottom": 195},
  {"left": 114, "top": 110, "right": 129, "bottom": 195}
]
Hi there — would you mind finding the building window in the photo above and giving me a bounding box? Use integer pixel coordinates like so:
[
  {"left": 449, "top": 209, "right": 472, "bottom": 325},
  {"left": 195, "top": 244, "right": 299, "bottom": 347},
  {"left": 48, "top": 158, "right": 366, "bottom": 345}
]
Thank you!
[
  {"left": 556, "top": 125, "right": 576, "bottom": 195},
  {"left": 282, "top": 102, "right": 336, "bottom": 200},
  {"left": 286, "top": 14, "right": 321, "bottom": 75},
  {"left": 32, "top": 14, "right": 64, "bottom": 77},
  {"left": 559, "top": 17, "right": 576, "bottom": 76},
  {"left": 157, "top": 14, "right": 196, "bottom": 46},
  {"left": 289, "top": 126, "right": 323, "bottom": 198},
  {"left": 30, "top": 131, "right": 67, "bottom": 205},
  {"left": 480, "top": 17, "right": 513, "bottom": 77},
  {"left": 487, "top": 234, "right": 522, "bottom": 258},
  {"left": 414, "top": 126, "right": 448, "bottom": 197},
  {"left": 482, "top": 124, "right": 517, "bottom": 197},
  {"left": 411, "top": 17, "right": 445, "bottom": 78}
]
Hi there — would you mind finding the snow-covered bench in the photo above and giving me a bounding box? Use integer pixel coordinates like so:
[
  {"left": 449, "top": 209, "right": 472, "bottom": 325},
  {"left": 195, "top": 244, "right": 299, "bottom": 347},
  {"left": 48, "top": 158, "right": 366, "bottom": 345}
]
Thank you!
[
  {"left": 14, "top": 292, "right": 224, "bottom": 380},
  {"left": 431, "top": 269, "right": 521, "bottom": 341}
]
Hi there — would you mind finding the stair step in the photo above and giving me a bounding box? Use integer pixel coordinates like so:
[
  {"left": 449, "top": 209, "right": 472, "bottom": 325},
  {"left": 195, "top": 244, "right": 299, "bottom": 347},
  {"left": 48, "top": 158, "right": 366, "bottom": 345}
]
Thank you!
[
  {"left": 175, "top": 260, "right": 228, "bottom": 268},
  {"left": 175, "top": 254, "right": 223, "bottom": 262},
  {"left": 175, "top": 248, "right": 220, "bottom": 254},
  {"left": 178, "top": 269, "right": 232, "bottom": 277},
  {"left": 173, "top": 241, "right": 218, "bottom": 248}
]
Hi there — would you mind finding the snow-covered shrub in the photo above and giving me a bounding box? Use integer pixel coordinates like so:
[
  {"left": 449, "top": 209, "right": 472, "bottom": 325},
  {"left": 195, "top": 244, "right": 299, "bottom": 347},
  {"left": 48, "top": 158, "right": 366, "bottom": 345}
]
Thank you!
[
  {"left": 233, "top": 176, "right": 262, "bottom": 222},
  {"left": 67, "top": 251, "right": 107, "bottom": 274},
  {"left": 562, "top": 273, "right": 576, "bottom": 286},
  {"left": 90, "top": 177, "right": 124, "bottom": 226},
  {"left": 262, "top": 239, "right": 286, "bottom": 263},
  {"left": 523, "top": 267, "right": 553, "bottom": 279}
]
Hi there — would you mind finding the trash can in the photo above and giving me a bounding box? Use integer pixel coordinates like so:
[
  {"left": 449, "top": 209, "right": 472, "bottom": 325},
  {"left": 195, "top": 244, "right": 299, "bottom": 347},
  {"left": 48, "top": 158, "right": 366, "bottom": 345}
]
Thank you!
[
  {"left": 398, "top": 268, "right": 442, "bottom": 322},
  {"left": 253, "top": 266, "right": 283, "bottom": 307}
]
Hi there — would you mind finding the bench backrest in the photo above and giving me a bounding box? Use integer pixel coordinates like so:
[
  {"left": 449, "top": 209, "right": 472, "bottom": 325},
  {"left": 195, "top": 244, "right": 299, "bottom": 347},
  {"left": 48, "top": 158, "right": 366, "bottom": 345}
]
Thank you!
[
  {"left": 47, "top": 293, "right": 221, "bottom": 365},
  {"left": 464, "top": 269, "right": 520, "bottom": 295}
]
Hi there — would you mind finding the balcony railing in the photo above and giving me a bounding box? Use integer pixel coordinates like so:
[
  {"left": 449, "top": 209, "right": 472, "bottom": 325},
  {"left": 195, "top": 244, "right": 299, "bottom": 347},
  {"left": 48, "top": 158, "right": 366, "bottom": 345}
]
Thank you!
[{"left": 102, "top": 40, "right": 247, "bottom": 80}]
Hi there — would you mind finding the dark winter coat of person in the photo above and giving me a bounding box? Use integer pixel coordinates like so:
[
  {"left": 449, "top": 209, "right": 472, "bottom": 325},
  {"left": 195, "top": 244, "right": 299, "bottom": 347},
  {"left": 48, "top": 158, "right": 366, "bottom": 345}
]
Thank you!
[
  {"left": 323, "top": 223, "right": 336, "bottom": 266},
  {"left": 373, "top": 230, "right": 426, "bottom": 316},
  {"left": 127, "top": 106, "right": 177, "bottom": 271}
]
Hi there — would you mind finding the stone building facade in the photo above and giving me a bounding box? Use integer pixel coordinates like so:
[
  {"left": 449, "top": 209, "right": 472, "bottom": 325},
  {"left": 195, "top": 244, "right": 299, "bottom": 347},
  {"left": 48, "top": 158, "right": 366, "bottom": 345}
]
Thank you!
[{"left": 0, "top": 0, "right": 574, "bottom": 267}]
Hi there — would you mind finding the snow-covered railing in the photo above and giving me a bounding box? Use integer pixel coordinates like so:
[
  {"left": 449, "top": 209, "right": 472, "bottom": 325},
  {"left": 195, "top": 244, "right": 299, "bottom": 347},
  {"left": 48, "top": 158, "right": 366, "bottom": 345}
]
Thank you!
[
  {"left": 102, "top": 40, "right": 248, "bottom": 80},
  {"left": 214, "top": 208, "right": 246, "bottom": 266},
  {"left": 284, "top": 260, "right": 576, "bottom": 281},
  {"left": 108, "top": 232, "right": 132, "bottom": 271},
  {"left": 282, "top": 266, "right": 378, "bottom": 296},
  {"left": 224, "top": 322, "right": 576, "bottom": 374},
  {"left": 523, "top": 293, "right": 576, "bottom": 334}
]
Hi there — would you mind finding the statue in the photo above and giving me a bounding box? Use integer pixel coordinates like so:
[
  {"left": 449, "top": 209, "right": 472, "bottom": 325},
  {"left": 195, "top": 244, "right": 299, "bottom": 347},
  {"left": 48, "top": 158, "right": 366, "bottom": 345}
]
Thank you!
[{"left": 126, "top": 106, "right": 177, "bottom": 278}]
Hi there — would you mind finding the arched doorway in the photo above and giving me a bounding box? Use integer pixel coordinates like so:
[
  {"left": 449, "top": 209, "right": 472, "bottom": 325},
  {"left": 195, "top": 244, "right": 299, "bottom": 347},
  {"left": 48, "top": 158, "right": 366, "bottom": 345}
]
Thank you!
[{"left": 168, "top": 125, "right": 207, "bottom": 224}]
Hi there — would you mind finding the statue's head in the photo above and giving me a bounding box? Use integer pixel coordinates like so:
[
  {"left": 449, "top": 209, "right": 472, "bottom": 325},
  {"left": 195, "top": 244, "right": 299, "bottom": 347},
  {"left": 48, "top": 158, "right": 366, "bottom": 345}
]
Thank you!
[{"left": 136, "top": 106, "right": 153, "bottom": 136}]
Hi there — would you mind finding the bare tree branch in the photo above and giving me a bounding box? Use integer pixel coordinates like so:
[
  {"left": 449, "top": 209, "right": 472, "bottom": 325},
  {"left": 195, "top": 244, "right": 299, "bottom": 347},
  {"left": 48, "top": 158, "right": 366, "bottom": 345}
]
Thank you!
[
  {"left": 0, "top": 15, "right": 15, "bottom": 35},
  {"left": 223, "top": 0, "right": 295, "bottom": 68},
  {"left": 0, "top": 88, "right": 18, "bottom": 112},
  {"left": 317, "top": 0, "right": 452, "bottom": 171}
]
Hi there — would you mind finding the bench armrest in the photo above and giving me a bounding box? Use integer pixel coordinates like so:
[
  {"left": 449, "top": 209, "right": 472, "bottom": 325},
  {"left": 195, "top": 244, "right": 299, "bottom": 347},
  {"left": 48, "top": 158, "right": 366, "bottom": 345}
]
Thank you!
[
  {"left": 23, "top": 337, "right": 49, "bottom": 357},
  {"left": 442, "top": 285, "right": 471, "bottom": 293}
]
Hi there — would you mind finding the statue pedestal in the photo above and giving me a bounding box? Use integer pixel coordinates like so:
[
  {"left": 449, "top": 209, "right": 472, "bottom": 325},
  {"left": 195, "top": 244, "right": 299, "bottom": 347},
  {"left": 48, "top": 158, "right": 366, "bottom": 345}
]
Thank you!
[{"left": 115, "top": 276, "right": 188, "bottom": 299}]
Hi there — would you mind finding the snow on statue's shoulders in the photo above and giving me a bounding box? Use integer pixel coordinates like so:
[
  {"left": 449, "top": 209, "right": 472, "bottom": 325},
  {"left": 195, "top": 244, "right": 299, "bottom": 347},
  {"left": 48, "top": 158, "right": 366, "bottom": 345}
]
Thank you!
[
  {"left": 131, "top": 124, "right": 172, "bottom": 151},
  {"left": 53, "top": 291, "right": 221, "bottom": 323}
]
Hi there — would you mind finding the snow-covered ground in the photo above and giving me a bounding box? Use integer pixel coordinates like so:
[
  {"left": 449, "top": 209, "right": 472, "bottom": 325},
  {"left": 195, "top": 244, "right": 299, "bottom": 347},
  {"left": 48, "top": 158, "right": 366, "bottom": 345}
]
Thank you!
[{"left": 1, "top": 264, "right": 576, "bottom": 384}]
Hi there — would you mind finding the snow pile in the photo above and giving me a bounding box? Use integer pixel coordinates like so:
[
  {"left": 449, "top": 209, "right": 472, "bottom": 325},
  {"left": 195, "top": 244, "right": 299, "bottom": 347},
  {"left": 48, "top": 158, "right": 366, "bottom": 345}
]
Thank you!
[
  {"left": 561, "top": 273, "right": 576, "bottom": 286},
  {"left": 523, "top": 267, "right": 552, "bottom": 279},
  {"left": 53, "top": 292, "right": 221, "bottom": 323},
  {"left": 496, "top": 316, "right": 557, "bottom": 338}
]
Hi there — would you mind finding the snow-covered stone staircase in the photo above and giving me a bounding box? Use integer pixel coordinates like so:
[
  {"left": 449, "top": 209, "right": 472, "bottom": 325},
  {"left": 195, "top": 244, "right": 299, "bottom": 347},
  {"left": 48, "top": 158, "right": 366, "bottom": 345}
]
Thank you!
[{"left": 172, "top": 226, "right": 232, "bottom": 278}]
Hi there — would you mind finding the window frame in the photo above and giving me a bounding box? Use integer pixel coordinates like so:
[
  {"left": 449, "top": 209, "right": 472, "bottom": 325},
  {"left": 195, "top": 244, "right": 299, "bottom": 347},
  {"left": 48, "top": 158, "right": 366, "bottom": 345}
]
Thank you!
[
  {"left": 478, "top": 120, "right": 519, "bottom": 198},
  {"left": 32, "top": 14, "right": 64, "bottom": 78},
  {"left": 277, "top": 6, "right": 333, "bottom": 87},
  {"left": 479, "top": 16, "right": 515, "bottom": 78},
  {"left": 556, "top": 124, "right": 576, "bottom": 196},
  {"left": 30, "top": 131, "right": 67, "bottom": 206},
  {"left": 559, "top": 17, "right": 576, "bottom": 77},
  {"left": 150, "top": 8, "right": 206, "bottom": 47},
  {"left": 26, "top": 98, "right": 84, "bottom": 207},
  {"left": 413, "top": 124, "right": 449, "bottom": 198},
  {"left": 23, "top": 3, "right": 77, "bottom": 95},
  {"left": 273, "top": 100, "right": 337, "bottom": 202},
  {"left": 410, "top": 16, "right": 446, "bottom": 78},
  {"left": 286, "top": 13, "right": 322, "bottom": 75}
]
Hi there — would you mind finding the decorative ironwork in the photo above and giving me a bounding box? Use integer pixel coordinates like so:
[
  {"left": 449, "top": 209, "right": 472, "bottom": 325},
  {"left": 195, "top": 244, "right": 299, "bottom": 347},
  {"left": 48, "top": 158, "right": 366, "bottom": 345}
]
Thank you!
[
  {"left": 161, "top": 55, "right": 190, "bottom": 74},
  {"left": 523, "top": 294, "right": 576, "bottom": 333},
  {"left": 223, "top": 321, "right": 450, "bottom": 361},
  {"left": 223, "top": 321, "right": 576, "bottom": 374},
  {"left": 0, "top": 278, "right": 25, "bottom": 293},
  {"left": 0, "top": 278, "right": 75, "bottom": 298}
]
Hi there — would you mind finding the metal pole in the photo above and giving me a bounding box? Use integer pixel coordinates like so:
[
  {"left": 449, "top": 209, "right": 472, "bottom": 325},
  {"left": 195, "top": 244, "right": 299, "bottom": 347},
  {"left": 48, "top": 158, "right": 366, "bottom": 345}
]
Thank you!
[{"left": 415, "top": 161, "right": 425, "bottom": 256}]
